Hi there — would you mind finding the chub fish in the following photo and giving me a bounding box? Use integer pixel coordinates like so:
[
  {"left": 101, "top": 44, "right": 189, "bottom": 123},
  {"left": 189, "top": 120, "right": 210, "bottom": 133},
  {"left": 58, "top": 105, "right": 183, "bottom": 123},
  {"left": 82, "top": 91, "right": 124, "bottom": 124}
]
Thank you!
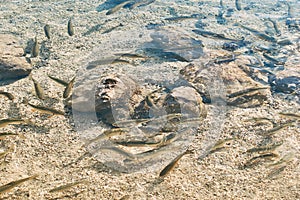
[
  {"left": 24, "top": 100, "right": 64, "bottom": 116},
  {"left": 227, "top": 87, "right": 269, "bottom": 98},
  {"left": 0, "top": 175, "right": 38, "bottom": 195},
  {"left": 0, "top": 118, "right": 26, "bottom": 128},
  {"left": 0, "top": 91, "right": 14, "bottom": 100},
  {"left": 238, "top": 23, "right": 277, "bottom": 43},
  {"left": 192, "top": 29, "right": 240, "bottom": 41},
  {"left": 235, "top": 0, "right": 241, "bottom": 11},
  {"left": 49, "top": 180, "right": 87, "bottom": 193},
  {"left": 0, "top": 132, "right": 18, "bottom": 140},
  {"left": 68, "top": 18, "right": 74, "bottom": 36},
  {"left": 63, "top": 77, "right": 76, "bottom": 98},
  {"left": 30, "top": 76, "right": 46, "bottom": 100},
  {"left": 48, "top": 75, "right": 68, "bottom": 87},
  {"left": 159, "top": 149, "right": 193, "bottom": 177},
  {"left": 44, "top": 24, "right": 50, "bottom": 39},
  {"left": 246, "top": 141, "right": 283, "bottom": 153},
  {"left": 106, "top": 1, "right": 130, "bottom": 15}
]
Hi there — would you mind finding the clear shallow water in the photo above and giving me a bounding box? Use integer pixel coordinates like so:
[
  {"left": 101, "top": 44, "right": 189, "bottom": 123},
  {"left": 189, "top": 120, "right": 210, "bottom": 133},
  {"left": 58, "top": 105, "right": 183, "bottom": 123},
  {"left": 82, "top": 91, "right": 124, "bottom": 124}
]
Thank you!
[
  {"left": 0, "top": 0, "right": 299, "bottom": 173},
  {"left": 72, "top": 0, "right": 299, "bottom": 172}
]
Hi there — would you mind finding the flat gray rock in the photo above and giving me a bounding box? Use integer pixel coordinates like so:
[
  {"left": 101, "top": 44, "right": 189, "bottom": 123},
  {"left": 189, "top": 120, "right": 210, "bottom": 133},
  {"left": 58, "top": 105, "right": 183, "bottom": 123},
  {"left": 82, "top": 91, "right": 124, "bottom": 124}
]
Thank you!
[{"left": 0, "top": 34, "right": 32, "bottom": 84}]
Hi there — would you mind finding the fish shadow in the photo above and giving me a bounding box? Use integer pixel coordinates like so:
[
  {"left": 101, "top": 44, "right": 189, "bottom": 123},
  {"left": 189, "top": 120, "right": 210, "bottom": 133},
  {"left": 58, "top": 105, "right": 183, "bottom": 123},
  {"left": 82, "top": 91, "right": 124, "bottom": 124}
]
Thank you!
[
  {"left": 96, "top": 0, "right": 130, "bottom": 12},
  {"left": 39, "top": 40, "right": 51, "bottom": 63},
  {"left": 23, "top": 38, "right": 34, "bottom": 56},
  {"left": 82, "top": 24, "right": 103, "bottom": 36},
  {"left": 0, "top": 76, "right": 30, "bottom": 86},
  {"left": 90, "top": 161, "right": 125, "bottom": 176}
]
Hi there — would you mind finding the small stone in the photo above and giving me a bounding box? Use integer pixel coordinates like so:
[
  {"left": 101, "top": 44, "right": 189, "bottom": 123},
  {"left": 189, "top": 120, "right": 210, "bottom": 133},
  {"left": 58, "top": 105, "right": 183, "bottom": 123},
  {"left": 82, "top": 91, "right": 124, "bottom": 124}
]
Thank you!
[{"left": 0, "top": 34, "right": 32, "bottom": 83}]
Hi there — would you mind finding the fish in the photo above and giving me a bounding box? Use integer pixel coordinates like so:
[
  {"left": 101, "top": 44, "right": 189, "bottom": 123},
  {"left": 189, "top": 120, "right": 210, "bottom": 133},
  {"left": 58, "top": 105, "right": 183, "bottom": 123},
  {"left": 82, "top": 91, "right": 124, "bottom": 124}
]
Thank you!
[
  {"left": 278, "top": 112, "right": 300, "bottom": 119},
  {"left": 192, "top": 29, "right": 240, "bottom": 41},
  {"left": 49, "top": 180, "right": 87, "bottom": 193},
  {"left": 277, "top": 39, "right": 293, "bottom": 46},
  {"left": 63, "top": 77, "right": 75, "bottom": 99},
  {"left": 262, "top": 53, "right": 286, "bottom": 65},
  {"left": 219, "top": 0, "right": 224, "bottom": 8},
  {"left": 106, "top": 1, "right": 131, "bottom": 15},
  {"left": 24, "top": 100, "right": 64, "bottom": 116},
  {"left": 114, "top": 53, "right": 146, "bottom": 59},
  {"left": 48, "top": 75, "right": 68, "bottom": 87},
  {"left": 113, "top": 139, "right": 162, "bottom": 147},
  {"left": 30, "top": 76, "right": 46, "bottom": 100},
  {"left": 209, "top": 138, "right": 235, "bottom": 153},
  {"left": 262, "top": 121, "right": 295, "bottom": 136},
  {"left": 226, "top": 92, "right": 268, "bottom": 107},
  {"left": 243, "top": 152, "right": 278, "bottom": 169},
  {"left": 68, "top": 18, "right": 74, "bottom": 36},
  {"left": 266, "top": 165, "right": 287, "bottom": 179},
  {"left": 100, "top": 146, "right": 136, "bottom": 159},
  {"left": 0, "top": 175, "right": 38, "bottom": 195},
  {"left": 227, "top": 87, "right": 269, "bottom": 98},
  {"left": 268, "top": 18, "right": 281, "bottom": 35},
  {"left": 159, "top": 149, "right": 193, "bottom": 177},
  {"left": 165, "top": 14, "right": 199, "bottom": 22},
  {"left": 0, "top": 91, "right": 14, "bottom": 100},
  {"left": 0, "top": 132, "right": 18, "bottom": 140},
  {"left": 44, "top": 24, "right": 50, "bottom": 39},
  {"left": 246, "top": 141, "right": 283, "bottom": 153},
  {"left": 0, "top": 119, "right": 26, "bottom": 128},
  {"left": 87, "top": 128, "right": 130, "bottom": 145},
  {"left": 112, "top": 58, "right": 135, "bottom": 65},
  {"left": 254, "top": 152, "right": 279, "bottom": 160},
  {"left": 235, "top": 0, "right": 241, "bottom": 11},
  {"left": 238, "top": 24, "right": 277, "bottom": 43},
  {"left": 31, "top": 36, "right": 39, "bottom": 58},
  {"left": 127, "top": 145, "right": 181, "bottom": 162}
]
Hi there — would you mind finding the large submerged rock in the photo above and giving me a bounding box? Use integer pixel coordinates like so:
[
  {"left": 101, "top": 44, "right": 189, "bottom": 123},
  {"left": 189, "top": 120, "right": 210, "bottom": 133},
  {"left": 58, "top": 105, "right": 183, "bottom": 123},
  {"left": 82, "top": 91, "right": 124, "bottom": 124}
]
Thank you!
[
  {"left": 179, "top": 50, "right": 272, "bottom": 107},
  {"left": 0, "top": 34, "right": 32, "bottom": 83},
  {"left": 94, "top": 74, "right": 138, "bottom": 125}
]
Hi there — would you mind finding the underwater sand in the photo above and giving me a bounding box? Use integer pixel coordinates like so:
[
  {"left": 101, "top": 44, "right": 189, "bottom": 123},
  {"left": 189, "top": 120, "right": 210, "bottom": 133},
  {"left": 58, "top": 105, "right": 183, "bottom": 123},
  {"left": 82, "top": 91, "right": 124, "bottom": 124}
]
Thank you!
[{"left": 0, "top": 0, "right": 299, "bottom": 199}]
